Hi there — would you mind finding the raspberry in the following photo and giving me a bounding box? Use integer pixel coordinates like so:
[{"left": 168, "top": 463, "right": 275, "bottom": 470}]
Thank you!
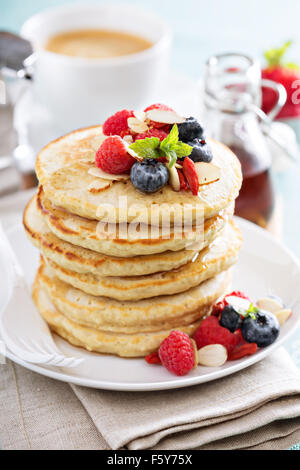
[
  {"left": 183, "top": 157, "right": 199, "bottom": 195},
  {"left": 103, "top": 109, "right": 134, "bottom": 136},
  {"left": 193, "top": 316, "right": 239, "bottom": 354},
  {"left": 228, "top": 343, "right": 257, "bottom": 361},
  {"left": 134, "top": 128, "right": 168, "bottom": 142},
  {"left": 145, "top": 352, "right": 161, "bottom": 365},
  {"left": 178, "top": 169, "right": 188, "bottom": 191},
  {"left": 144, "top": 103, "right": 174, "bottom": 112},
  {"left": 197, "top": 315, "right": 219, "bottom": 328},
  {"left": 95, "top": 136, "right": 136, "bottom": 174},
  {"left": 159, "top": 124, "right": 171, "bottom": 133},
  {"left": 158, "top": 330, "right": 197, "bottom": 376}
]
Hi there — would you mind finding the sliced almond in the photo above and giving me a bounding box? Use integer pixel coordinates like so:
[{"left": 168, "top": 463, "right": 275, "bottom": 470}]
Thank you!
[
  {"left": 194, "top": 162, "right": 221, "bottom": 186},
  {"left": 168, "top": 165, "right": 180, "bottom": 192},
  {"left": 88, "top": 179, "right": 112, "bottom": 193},
  {"left": 90, "top": 134, "right": 107, "bottom": 151},
  {"left": 274, "top": 309, "right": 291, "bottom": 326},
  {"left": 256, "top": 297, "right": 285, "bottom": 313},
  {"left": 198, "top": 344, "right": 228, "bottom": 367},
  {"left": 123, "top": 141, "right": 143, "bottom": 161},
  {"left": 225, "top": 296, "right": 252, "bottom": 314},
  {"left": 128, "top": 117, "right": 149, "bottom": 133},
  {"left": 146, "top": 109, "right": 186, "bottom": 124},
  {"left": 123, "top": 134, "right": 133, "bottom": 144},
  {"left": 88, "top": 167, "right": 130, "bottom": 181},
  {"left": 133, "top": 110, "right": 146, "bottom": 122},
  {"left": 80, "top": 155, "right": 96, "bottom": 164}
]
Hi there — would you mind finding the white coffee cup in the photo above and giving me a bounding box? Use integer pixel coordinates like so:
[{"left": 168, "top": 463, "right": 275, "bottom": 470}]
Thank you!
[{"left": 20, "top": 3, "right": 172, "bottom": 132}]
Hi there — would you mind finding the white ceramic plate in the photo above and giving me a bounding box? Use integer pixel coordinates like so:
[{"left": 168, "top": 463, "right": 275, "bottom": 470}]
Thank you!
[{"left": 1, "top": 216, "right": 300, "bottom": 391}]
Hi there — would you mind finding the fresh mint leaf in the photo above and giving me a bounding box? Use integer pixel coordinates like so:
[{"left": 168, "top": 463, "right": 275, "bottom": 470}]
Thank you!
[
  {"left": 174, "top": 141, "right": 193, "bottom": 158},
  {"left": 128, "top": 124, "right": 193, "bottom": 168},
  {"left": 161, "top": 124, "right": 179, "bottom": 149},
  {"left": 244, "top": 303, "right": 259, "bottom": 319},
  {"left": 160, "top": 125, "right": 193, "bottom": 167},
  {"left": 129, "top": 137, "right": 160, "bottom": 159}
]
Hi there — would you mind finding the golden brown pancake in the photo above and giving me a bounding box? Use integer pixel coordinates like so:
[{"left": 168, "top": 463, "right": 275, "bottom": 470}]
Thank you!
[
  {"left": 24, "top": 195, "right": 200, "bottom": 276},
  {"left": 35, "top": 126, "right": 242, "bottom": 225},
  {"left": 32, "top": 280, "right": 204, "bottom": 357},
  {"left": 36, "top": 260, "right": 231, "bottom": 335},
  {"left": 44, "top": 221, "right": 241, "bottom": 300},
  {"left": 36, "top": 185, "right": 234, "bottom": 257}
]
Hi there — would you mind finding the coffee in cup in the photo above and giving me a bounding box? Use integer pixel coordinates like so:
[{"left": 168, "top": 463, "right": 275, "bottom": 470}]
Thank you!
[{"left": 44, "top": 29, "right": 153, "bottom": 59}]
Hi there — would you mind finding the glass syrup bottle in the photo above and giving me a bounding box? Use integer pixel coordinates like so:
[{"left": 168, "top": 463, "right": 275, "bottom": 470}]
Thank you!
[{"left": 202, "top": 53, "right": 285, "bottom": 227}]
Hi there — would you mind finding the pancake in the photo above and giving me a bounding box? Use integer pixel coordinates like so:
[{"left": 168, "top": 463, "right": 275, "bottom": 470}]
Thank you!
[
  {"left": 37, "top": 186, "right": 234, "bottom": 257},
  {"left": 33, "top": 281, "right": 204, "bottom": 357},
  {"left": 37, "top": 261, "right": 231, "bottom": 334},
  {"left": 35, "top": 126, "right": 242, "bottom": 225},
  {"left": 44, "top": 220, "right": 242, "bottom": 300},
  {"left": 24, "top": 195, "right": 201, "bottom": 276}
]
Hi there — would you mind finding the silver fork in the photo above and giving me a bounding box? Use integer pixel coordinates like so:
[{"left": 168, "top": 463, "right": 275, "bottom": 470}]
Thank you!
[{"left": 0, "top": 223, "right": 83, "bottom": 368}]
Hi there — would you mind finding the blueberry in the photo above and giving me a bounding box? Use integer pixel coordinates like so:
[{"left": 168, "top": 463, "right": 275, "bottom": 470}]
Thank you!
[
  {"left": 178, "top": 117, "right": 204, "bottom": 142},
  {"left": 187, "top": 139, "right": 213, "bottom": 163},
  {"left": 130, "top": 158, "right": 169, "bottom": 193},
  {"left": 220, "top": 305, "right": 242, "bottom": 332},
  {"left": 241, "top": 310, "right": 280, "bottom": 347}
]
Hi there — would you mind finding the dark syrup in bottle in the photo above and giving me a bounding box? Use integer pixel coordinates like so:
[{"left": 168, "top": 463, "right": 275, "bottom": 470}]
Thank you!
[{"left": 229, "top": 145, "right": 275, "bottom": 227}]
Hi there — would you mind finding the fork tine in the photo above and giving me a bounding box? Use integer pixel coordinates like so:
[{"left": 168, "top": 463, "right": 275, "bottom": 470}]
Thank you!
[
  {"left": 63, "top": 357, "right": 83, "bottom": 367},
  {"left": 19, "top": 337, "right": 48, "bottom": 355},
  {"left": 30, "top": 338, "right": 57, "bottom": 355},
  {"left": 7, "top": 334, "right": 83, "bottom": 367},
  {"left": 48, "top": 355, "right": 68, "bottom": 366},
  {"left": 14, "top": 338, "right": 57, "bottom": 362},
  {"left": 56, "top": 358, "right": 83, "bottom": 368},
  {"left": 47, "top": 356, "right": 82, "bottom": 368},
  {"left": 18, "top": 337, "right": 36, "bottom": 353}
]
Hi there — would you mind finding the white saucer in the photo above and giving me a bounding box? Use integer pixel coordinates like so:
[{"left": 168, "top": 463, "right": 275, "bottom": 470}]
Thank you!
[{"left": 1, "top": 216, "right": 300, "bottom": 391}]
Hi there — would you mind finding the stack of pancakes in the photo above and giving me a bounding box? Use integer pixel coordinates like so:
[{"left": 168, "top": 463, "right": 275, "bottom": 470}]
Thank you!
[{"left": 24, "top": 126, "right": 243, "bottom": 357}]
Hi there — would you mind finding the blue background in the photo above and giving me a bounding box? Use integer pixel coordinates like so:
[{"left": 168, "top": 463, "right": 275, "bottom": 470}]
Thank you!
[{"left": 2, "top": 0, "right": 300, "bottom": 79}]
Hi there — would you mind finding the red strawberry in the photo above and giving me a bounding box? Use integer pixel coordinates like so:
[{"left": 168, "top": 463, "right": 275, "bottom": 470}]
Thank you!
[
  {"left": 178, "top": 169, "right": 189, "bottom": 191},
  {"left": 182, "top": 157, "right": 199, "bottom": 195},
  {"left": 228, "top": 343, "right": 257, "bottom": 360},
  {"left": 95, "top": 136, "right": 136, "bottom": 174},
  {"left": 261, "top": 41, "right": 300, "bottom": 119},
  {"left": 145, "top": 352, "right": 161, "bottom": 365},
  {"left": 193, "top": 316, "right": 239, "bottom": 354},
  {"left": 233, "top": 328, "right": 245, "bottom": 345}
]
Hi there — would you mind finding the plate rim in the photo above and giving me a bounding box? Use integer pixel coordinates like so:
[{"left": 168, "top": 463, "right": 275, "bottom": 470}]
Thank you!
[{"left": 2, "top": 216, "right": 300, "bottom": 391}]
